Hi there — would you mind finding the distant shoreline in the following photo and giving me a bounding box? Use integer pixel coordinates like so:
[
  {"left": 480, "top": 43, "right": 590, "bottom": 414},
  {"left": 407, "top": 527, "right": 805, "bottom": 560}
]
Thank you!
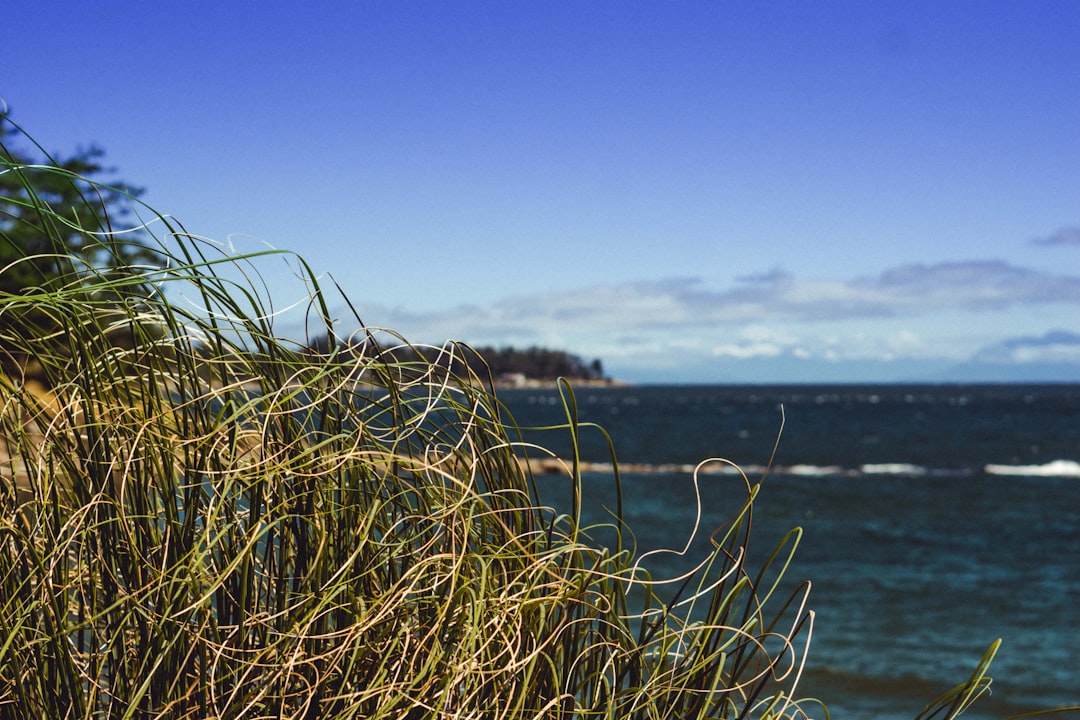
[{"left": 491, "top": 377, "right": 631, "bottom": 390}]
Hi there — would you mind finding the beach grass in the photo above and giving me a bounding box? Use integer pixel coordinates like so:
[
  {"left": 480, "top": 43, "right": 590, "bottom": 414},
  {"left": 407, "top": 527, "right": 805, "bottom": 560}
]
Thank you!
[{"left": 0, "top": 134, "right": 1004, "bottom": 718}]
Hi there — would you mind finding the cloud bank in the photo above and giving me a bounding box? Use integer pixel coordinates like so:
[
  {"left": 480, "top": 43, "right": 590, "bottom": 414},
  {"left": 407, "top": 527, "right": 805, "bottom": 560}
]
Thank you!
[
  {"left": 971, "top": 330, "right": 1080, "bottom": 365},
  {"left": 356, "top": 259, "right": 1080, "bottom": 336},
  {"left": 330, "top": 258, "right": 1080, "bottom": 381}
]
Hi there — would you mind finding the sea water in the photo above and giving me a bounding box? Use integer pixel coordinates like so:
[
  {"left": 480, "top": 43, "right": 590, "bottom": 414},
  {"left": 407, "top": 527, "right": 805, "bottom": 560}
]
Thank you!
[{"left": 498, "top": 384, "right": 1080, "bottom": 718}]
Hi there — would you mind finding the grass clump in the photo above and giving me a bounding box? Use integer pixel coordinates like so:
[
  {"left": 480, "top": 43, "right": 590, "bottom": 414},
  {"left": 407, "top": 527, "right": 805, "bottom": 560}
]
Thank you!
[{"left": 0, "top": 137, "right": 1000, "bottom": 719}]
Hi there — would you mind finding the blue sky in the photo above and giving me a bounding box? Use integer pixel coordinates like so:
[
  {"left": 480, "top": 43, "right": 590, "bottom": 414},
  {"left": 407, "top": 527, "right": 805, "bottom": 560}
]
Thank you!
[{"left": 5, "top": 2, "right": 1080, "bottom": 382}]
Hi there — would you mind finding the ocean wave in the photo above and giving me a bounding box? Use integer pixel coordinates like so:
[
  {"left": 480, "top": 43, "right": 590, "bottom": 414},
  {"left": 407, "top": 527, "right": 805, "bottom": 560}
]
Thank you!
[
  {"left": 860, "top": 463, "right": 928, "bottom": 476},
  {"left": 781, "top": 463, "right": 848, "bottom": 477},
  {"left": 527, "top": 457, "right": 1080, "bottom": 479},
  {"left": 984, "top": 459, "right": 1080, "bottom": 477}
]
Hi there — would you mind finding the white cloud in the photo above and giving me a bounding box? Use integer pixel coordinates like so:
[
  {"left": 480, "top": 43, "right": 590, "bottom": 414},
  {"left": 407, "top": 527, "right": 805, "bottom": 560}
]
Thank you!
[
  {"left": 707, "top": 325, "right": 801, "bottom": 360},
  {"left": 739, "top": 324, "right": 798, "bottom": 344},
  {"left": 711, "top": 342, "right": 783, "bottom": 359}
]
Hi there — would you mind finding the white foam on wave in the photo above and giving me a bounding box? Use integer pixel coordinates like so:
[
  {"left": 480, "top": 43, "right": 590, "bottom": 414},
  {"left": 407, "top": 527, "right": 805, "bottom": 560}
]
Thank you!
[
  {"left": 860, "top": 463, "right": 929, "bottom": 476},
  {"left": 984, "top": 459, "right": 1080, "bottom": 477},
  {"left": 782, "top": 464, "right": 847, "bottom": 477}
]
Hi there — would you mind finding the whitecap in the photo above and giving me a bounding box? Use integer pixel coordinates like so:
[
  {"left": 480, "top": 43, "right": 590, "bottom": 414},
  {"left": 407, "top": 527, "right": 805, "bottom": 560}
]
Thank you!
[
  {"left": 782, "top": 464, "right": 846, "bottom": 477},
  {"left": 860, "top": 463, "right": 928, "bottom": 476},
  {"left": 984, "top": 459, "right": 1080, "bottom": 477}
]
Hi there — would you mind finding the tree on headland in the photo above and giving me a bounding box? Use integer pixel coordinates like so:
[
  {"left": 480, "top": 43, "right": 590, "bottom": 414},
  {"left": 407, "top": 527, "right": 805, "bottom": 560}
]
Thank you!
[
  {"left": 0, "top": 111, "right": 162, "bottom": 295},
  {"left": 470, "top": 345, "right": 606, "bottom": 382},
  {"left": 307, "top": 332, "right": 608, "bottom": 384},
  {"left": 0, "top": 110, "right": 165, "bottom": 380}
]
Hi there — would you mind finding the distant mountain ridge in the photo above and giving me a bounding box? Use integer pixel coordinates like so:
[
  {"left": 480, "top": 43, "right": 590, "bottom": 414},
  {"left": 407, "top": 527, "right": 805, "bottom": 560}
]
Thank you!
[
  {"left": 930, "top": 361, "right": 1080, "bottom": 383},
  {"left": 933, "top": 330, "right": 1080, "bottom": 383}
]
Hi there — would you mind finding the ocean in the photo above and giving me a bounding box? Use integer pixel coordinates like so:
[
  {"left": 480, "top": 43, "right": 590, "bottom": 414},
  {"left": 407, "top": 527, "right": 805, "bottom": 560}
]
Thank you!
[{"left": 497, "top": 383, "right": 1080, "bottom": 719}]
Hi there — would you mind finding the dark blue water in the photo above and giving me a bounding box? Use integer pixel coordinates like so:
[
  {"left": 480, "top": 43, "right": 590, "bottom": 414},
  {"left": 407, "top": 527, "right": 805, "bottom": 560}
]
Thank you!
[{"left": 498, "top": 384, "right": 1080, "bottom": 718}]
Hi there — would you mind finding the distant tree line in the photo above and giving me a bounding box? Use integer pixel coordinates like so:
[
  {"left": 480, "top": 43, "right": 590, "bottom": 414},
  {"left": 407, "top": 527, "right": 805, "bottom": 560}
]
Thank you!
[
  {"left": 1, "top": 111, "right": 160, "bottom": 297},
  {"left": 308, "top": 335, "right": 606, "bottom": 384},
  {"left": 1, "top": 110, "right": 163, "bottom": 383},
  {"left": 469, "top": 345, "right": 605, "bottom": 382}
]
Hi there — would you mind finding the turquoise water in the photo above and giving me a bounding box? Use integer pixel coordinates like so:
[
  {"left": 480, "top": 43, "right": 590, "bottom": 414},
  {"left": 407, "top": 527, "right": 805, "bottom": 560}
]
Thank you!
[{"left": 499, "top": 384, "right": 1080, "bottom": 718}]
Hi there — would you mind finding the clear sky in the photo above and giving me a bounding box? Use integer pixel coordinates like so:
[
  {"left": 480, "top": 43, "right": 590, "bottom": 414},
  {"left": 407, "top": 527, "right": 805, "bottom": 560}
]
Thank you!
[{"left": 5, "top": 1, "right": 1079, "bottom": 382}]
